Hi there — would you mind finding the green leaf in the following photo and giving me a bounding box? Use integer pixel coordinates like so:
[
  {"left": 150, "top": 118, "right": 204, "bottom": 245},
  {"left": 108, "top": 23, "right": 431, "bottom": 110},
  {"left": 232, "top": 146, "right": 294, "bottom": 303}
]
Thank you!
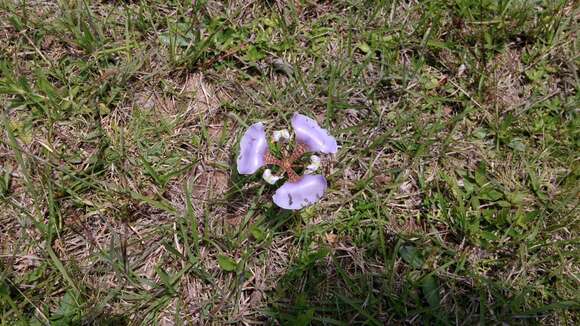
[
  {"left": 426, "top": 40, "right": 448, "bottom": 49},
  {"left": 26, "top": 263, "right": 46, "bottom": 282},
  {"left": 515, "top": 210, "right": 527, "bottom": 228},
  {"left": 217, "top": 255, "right": 237, "bottom": 272},
  {"left": 357, "top": 42, "right": 371, "bottom": 54},
  {"left": 250, "top": 225, "right": 266, "bottom": 241},
  {"left": 159, "top": 34, "right": 191, "bottom": 47},
  {"left": 244, "top": 46, "right": 265, "bottom": 62},
  {"left": 497, "top": 200, "right": 511, "bottom": 207},
  {"left": 52, "top": 291, "right": 81, "bottom": 324},
  {"left": 470, "top": 196, "right": 481, "bottom": 214},
  {"left": 473, "top": 128, "right": 488, "bottom": 139},
  {"left": 481, "top": 230, "right": 498, "bottom": 242},
  {"left": 507, "top": 192, "right": 525, "bottom": 205},
  {"left": 508, "top": 138, "right": 526, "bottom": 152},
  {"left": 463, "top": 178, "right": 475, "bottom": 195},
  {"left": 0, "top": 168, "right": 11, "bottom": 196},
  {"left": 442, "top": 172, "right": 463, "bottom": 202},
  {"left": 399, "top": 246, "right": 423, "bottom": 268},
  {"left": 528, "top": 168, "right": 540, "bottom": 193},
  {"left": 422, "top": 275, "right": 440, "bottom": 308},
  {"left": 525, "top": 68, "right": 545, "bottom": 81},
  {"left": 0, "top": 281, "right": 9, "bottom": 297},
  {"left": 156, "top": 266, "right": 176, "bottom": 294},
  {"left": 8, "top": 15, "right": 23, "bottom": 31},
  {"left": 474, "top": 165, "right": 487, "bottom": 186},
  {"left": 293, "top": 309, "right": 315, "bottom": 326},
  {"left": 480, "top": 188, "right": 503, "bottom": 201}
]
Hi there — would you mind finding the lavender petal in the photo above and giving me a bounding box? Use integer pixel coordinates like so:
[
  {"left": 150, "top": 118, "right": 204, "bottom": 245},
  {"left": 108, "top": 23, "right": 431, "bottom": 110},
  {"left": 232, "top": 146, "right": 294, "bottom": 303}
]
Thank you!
[
  {"left": 291, "top": 113, "right": 338, "bottom": 154},
  {"left": 237, "top": 122, "right": 268, "bottom": 174},
  {"left": 272, "top": 175, "right": 328, "bottom": 210}
]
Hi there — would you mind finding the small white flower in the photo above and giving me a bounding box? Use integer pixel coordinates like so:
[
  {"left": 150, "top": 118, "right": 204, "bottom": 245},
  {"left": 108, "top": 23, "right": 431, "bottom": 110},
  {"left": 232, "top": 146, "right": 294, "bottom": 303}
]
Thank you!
[
  {"left": 262, "top": 169, "right": 283, "bottom": 185},
  {"left": 305, "top": 155, "right": 321, "bottom": 174},
  {"left": 458, "top": 63, "right": 467, "bottom": 77},
  {"left": 272, "top": 129, "right": 290, "bottom": 142}
]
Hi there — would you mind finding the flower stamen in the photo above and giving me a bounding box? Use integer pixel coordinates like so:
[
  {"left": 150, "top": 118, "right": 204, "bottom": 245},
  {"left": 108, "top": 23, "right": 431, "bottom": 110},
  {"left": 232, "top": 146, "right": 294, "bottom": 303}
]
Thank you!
[{"left": 263, "top": 143, "right": 310, "bottom": 183}]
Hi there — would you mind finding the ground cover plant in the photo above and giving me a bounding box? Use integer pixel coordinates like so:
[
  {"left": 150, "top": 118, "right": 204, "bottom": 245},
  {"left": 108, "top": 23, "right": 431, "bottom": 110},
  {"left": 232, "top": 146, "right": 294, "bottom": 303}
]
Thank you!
[{"left": 0, "top": 0, "right": 578, "bottom": 324}]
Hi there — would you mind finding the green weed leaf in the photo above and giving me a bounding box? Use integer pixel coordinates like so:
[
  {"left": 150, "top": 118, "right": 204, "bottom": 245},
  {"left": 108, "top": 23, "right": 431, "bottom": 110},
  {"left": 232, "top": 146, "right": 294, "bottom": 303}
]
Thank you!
[
  {"left": 217, "top": 255, "right": 237, "bottom": 272},
  {"left": 399, "top": 246, "right": 424, "bottom": 268},
  {"left": 422, "top": 275, "right": 440, "bottom": 308}
]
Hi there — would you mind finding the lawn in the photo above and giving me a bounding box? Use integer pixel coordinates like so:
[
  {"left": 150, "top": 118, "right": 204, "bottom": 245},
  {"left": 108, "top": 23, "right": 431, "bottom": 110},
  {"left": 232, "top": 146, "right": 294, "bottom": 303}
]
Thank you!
[{"left": 0, "top": 0, "right": 578, "bottom": 325}]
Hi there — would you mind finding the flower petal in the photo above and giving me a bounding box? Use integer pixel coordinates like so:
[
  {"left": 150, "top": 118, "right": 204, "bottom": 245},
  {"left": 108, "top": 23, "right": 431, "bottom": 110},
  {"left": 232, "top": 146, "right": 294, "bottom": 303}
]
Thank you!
[
  {"left": 304, "top": 155, "right": 321, "bottom": 174},
  {"left": 272, "top": 129, "right": 290, "bottom": 142},
  {"left": 291, "top": 113, "right": 338, "bottom": 154},
  {"left": 272, "top": 174, "right": 327, "bottom": 210},
  {"left": 237, "top": 122, "right": 268, "bottom": 174},
  {"left": 262, "top": 169, "right": 282, "bottom": 185}
]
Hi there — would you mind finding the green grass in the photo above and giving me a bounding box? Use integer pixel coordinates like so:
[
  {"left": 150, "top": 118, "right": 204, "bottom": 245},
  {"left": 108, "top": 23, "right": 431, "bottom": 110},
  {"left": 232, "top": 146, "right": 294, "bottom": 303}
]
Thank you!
[{"left": 0, "top": 0, "right": 578, "bottom": 324}]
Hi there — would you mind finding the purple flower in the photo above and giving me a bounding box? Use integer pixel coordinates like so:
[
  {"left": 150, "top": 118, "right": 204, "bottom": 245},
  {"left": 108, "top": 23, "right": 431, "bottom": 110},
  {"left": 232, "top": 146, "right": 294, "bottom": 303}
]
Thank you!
[{"left": 236, "top": 114, "right": 337, "bottom": 210}]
